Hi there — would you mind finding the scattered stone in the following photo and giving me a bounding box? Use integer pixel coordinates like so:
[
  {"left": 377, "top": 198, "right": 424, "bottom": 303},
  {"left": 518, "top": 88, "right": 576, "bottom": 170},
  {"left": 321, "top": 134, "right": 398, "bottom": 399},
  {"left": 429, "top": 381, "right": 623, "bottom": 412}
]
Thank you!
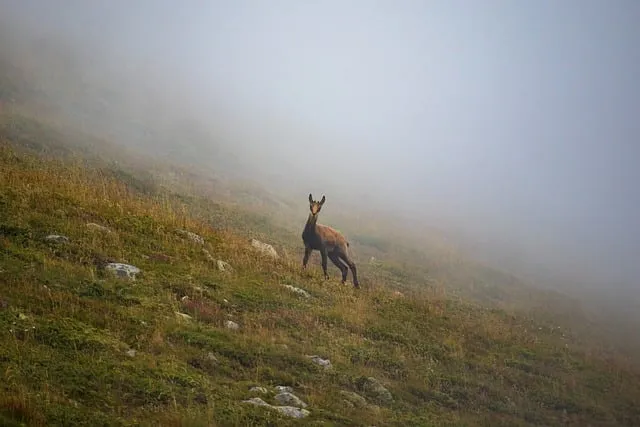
[
  {"left": 86, "top": 223, "right": 111, "bottom": 233},
  {"left": 216, "top": 260, "right": 233, "bottom": 272},
  {"left": 175, "top": 311, "right": 193, "bottom": 321},
  {"left": 181, "top": 295, "right": 189, "bottom": 302},
  {"left": 340, "top": 391, "right": 368, "bottom": 408},
  {"left": 45, "top": 234, "right": 69, "bottom": 243},
  {"left": 249, "top": 238, "right": 278, "bottom": 259},
  {"left": 355, "top": 376, "right": 393, "bottom": 405},
  {"left": 242, "top": 398, "right": 310, "bottom": 419},
  {"left": 281, "top": 284, "right": 311, "bottom": 298},
  {"left": 274, "top": 406, "right": 310, "bottom": 419},
  {"left": 177, "top": 229, "right": 205, "bottom": 245},
  {"left": 225, "top": 320, "right": 239, "bottom": 330},
  {"left": 392, "top": 290, "right": 404, "bottom": 298},
  {"left": 275, "top": 391, "right": 308, "bottom": 408},
  {"left": 243, "top": 397, "right": 270, "bottom": 407},
  {"left": 206, "top": 352, "right": 219, "bottom": 362},
  {"left": 274, "top": 386, "right": 293, "bottom": 393},
  {"left": 249, "top": 386, "right": 269, "bottom": 394},
  {"left": 126, "top": 349, "right": 137, "bottom": 358},
  {"left": 307, "top": 355, "right": 332, "bottom": 370},
  {"left": 105, "top": 263, "right": 141, "bottom": 280},
  {"left": 202, "top": 248, "right": 215, "bottom": 262}
]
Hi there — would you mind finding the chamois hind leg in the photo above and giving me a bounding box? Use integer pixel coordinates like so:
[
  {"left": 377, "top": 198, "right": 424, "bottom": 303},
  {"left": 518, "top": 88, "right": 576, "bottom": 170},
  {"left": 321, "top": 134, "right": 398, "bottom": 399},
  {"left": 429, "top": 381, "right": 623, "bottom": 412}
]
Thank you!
[
  {"left": 328, "top": 250, "right": 349, "bottom": 283},
  {"left": 338, "top": 251, "right": 359, "bottom": 288}
]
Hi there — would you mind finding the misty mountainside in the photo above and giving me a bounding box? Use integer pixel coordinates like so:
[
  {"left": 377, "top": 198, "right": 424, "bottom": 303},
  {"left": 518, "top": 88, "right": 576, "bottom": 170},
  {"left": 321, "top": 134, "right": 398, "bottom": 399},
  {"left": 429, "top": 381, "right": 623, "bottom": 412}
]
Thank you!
[
  {"left": 1, "top": 8, "right": 640, "bottom": 425},
  {"left": 2, "top": 127, "right": 640, "bottom": 427},
  {"left": 1, "top": 18, "right": 638, "bottom": 360}
]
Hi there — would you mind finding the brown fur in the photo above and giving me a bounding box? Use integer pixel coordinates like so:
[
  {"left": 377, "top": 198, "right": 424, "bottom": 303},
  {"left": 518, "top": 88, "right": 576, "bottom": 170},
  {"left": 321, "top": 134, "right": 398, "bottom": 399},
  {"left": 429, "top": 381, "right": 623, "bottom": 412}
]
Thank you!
[{"left": 302, "top": 194, "right": 359, "bottom": 288}]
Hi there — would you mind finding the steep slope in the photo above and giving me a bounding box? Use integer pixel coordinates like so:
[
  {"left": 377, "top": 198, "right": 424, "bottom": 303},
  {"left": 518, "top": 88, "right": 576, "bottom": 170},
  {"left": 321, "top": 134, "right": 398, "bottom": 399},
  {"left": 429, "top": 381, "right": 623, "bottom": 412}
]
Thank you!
[
  {"left": 1, "top": 27, "right": 640, "bottom": 425},
  {"left": 1, "top": 141, "right": 640, "bottom": 427},
  {"left": 0, "top": 21, "right": 597, "bottom": 324}
]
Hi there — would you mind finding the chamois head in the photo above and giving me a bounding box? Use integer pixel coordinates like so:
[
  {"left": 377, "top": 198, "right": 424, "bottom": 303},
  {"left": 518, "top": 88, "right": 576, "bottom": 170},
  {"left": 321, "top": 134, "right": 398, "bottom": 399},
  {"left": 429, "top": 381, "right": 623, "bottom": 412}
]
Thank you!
[{"left": 308, "top": 193, "right": 325, "bottom": 216}]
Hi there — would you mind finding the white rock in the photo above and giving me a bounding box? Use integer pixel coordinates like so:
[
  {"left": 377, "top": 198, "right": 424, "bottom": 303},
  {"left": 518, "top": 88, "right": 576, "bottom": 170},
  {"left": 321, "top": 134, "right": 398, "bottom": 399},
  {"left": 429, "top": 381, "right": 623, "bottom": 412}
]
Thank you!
[
  {"left": 242, "top": 398, "right": 310, "bottom": 419},
  {"left": 225, "top": 320, "right": 239, "bottom": 330},
  {"left": 175, "top": 312, "right": 193, "bottom": 320},
  {"left": 275, "top": 391, "right": 308, "bottom": 408},
  {"left": 274, "top": 386, "right": 293, "bottom": 393},
  {"left": 105, "top": 263, "right": 141, "bottom": 280},
  {"left": 249, "top": 386, "right": 269, "bottom": 394},
  {"left": 45, "top": 234, "right": 69, "bottom": 243},
  {"left": 217, "top": 260, "right": 233, "bottom": 272},
  {"left": 281, "top": 284, "right": 311, "bottom": 298},
  {"left": 308, "top": 355, "right": 332, "bottom": 370},
  {"left": 249, "top": 238, "right": 278, "bottom": 259},
  {"left": 243, "top": 397, "right": 271, "bottom": 407},
  {"left": 177, "top": 229, "right": 205, "bottom": 245},
  {"left": 274, "top": 406, "right": 310, "bottom": 419}
]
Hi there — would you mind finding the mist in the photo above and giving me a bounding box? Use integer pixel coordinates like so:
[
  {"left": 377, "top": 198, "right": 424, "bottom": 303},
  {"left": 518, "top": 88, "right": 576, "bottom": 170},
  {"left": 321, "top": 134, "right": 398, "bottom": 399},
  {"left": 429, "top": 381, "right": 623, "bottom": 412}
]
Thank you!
[{"left": 2, "top": 0, "right": 639, "bottom": 298}]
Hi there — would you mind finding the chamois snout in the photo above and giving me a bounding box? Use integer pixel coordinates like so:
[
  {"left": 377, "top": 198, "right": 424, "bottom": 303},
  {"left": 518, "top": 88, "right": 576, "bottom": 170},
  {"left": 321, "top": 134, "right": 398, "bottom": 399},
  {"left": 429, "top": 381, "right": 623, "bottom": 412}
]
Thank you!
[{"left": 309, "top": 193, "right": 325, "bottom": 216}]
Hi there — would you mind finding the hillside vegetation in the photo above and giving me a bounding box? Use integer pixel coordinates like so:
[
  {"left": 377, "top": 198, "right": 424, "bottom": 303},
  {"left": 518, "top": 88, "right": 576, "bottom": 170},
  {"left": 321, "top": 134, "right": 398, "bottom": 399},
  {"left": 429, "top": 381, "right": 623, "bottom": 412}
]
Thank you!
[
  {"left": 2, "top": 116, "right": 640, "bottom": 427},
  {"left": 1, "top": 35, "right": 639, "bottom": 425}
]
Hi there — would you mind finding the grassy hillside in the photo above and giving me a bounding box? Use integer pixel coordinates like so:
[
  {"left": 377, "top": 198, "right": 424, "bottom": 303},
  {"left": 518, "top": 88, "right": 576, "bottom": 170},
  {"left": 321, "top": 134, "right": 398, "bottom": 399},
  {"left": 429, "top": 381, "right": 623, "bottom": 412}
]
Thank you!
[
  {"left": 2, "top": 128, "right": 640, "bottom": 427},
  {"left": 0, "top": 39, "right": 608, "bottom": 328},
  {"left": 1, "top": 38, "right": 639, "bottom": 425}
]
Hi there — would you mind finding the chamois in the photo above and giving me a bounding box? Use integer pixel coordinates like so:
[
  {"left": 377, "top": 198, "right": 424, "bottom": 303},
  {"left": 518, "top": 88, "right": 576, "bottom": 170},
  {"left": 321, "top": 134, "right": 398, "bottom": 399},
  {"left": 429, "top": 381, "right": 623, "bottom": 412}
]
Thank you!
[{"left": 302, "top": 194, "right": 359, "bottom": 288}]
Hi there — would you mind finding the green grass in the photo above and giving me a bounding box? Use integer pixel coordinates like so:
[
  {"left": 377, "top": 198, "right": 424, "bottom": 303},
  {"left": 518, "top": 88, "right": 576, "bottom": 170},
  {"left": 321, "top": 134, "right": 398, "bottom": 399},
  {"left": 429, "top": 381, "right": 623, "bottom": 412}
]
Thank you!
[{"left": 1, "top": 127, "right": 640, "bottom": 427}]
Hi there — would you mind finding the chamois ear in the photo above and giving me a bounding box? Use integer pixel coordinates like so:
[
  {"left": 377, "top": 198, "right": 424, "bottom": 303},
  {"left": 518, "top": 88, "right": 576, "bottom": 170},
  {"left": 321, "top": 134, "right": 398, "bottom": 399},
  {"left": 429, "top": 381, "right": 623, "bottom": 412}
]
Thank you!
[
  {"left": 320, "top": 195, "right": 325, "bottom": 205},
  {"left": 309, "top": 193, "right": 313, "bottom": 203}
]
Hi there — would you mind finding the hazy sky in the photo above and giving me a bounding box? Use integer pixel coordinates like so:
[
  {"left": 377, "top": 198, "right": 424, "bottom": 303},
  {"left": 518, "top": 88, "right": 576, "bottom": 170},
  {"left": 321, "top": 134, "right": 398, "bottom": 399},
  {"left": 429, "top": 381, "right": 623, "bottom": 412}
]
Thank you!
[{"left": 2, "top": 0, "right": 640, "bottom": 290}]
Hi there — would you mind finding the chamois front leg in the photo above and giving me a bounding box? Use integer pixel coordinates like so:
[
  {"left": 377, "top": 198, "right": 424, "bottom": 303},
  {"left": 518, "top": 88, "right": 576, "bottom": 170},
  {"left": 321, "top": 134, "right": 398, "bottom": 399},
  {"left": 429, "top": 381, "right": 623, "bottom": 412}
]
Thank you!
[
  {"left": 302, "top": 246, "right": 312, "bottom": 269},
  {"left": 320, "top": 247, "right": 329, "bottom": 280}
]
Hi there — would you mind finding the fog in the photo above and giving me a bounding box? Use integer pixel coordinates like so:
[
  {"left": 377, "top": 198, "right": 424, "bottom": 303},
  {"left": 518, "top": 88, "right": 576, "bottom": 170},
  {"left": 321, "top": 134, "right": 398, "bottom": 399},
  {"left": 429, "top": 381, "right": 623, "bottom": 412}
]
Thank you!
[{"left": 2, "top": 1, "right": 639, "bottom": 297}]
